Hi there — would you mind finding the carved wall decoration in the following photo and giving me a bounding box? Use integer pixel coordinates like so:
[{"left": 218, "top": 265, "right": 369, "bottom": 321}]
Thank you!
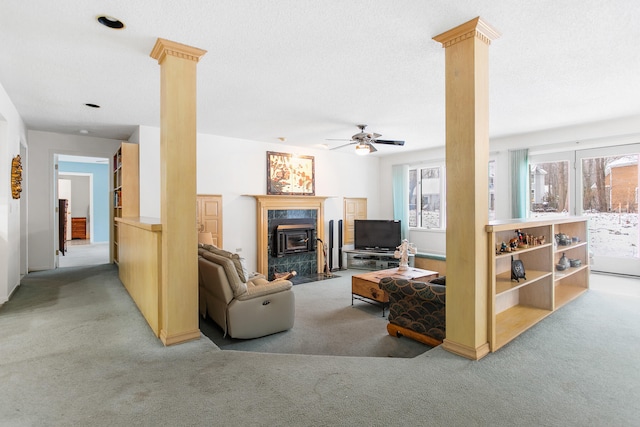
[{"left": 11, "top": 154, "right": 22, "bottom": 199}]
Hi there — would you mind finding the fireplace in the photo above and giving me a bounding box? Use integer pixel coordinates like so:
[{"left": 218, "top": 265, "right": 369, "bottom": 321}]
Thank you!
[
  {"left": 273, "top": 223, "right": 315, "bottom": 257},
  {"left": 250, "top": 195, "right": 328, "bottom": 278}
]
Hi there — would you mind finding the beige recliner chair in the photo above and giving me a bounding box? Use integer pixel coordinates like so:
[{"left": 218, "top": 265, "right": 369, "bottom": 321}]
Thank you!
[{"left": 198, "top": 245, "right": 295, "bottom": 339}]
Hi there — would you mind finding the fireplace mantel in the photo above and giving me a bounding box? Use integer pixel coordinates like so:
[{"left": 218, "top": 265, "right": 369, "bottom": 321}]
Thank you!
[{"left": 247, "top": 195, "right": 330, "bottom": 274}]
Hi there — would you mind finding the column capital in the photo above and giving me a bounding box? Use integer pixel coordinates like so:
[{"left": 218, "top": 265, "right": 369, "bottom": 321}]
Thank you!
[
  {"left": 433, "top": 16, "right": 500, "bottom": 48},
  {"left": 150, "top": 38, "right": 207, "bottom": 64}
]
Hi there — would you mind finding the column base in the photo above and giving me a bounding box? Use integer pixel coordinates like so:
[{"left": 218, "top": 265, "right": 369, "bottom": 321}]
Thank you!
[
  {"left": 442, "top": 338, "right": 490, "bottom": 360},
  {"left": 160, "top": 328, "right": 201, "bottom": 346}
]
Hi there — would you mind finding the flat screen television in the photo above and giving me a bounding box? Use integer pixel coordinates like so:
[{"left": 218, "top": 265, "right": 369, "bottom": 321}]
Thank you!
[{"left": 354, "top": 219, "right": 402, "bottom": 252}]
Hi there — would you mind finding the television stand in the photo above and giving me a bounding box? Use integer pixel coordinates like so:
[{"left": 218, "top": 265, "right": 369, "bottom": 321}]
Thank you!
[{"left": 344, "top": 249, "right": 415, "bottom": 271}]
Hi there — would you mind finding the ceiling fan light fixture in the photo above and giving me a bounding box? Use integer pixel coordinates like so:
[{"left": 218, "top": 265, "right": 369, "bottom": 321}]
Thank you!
[{"left": 355, "top": 143, "right": 370, "bottom": 155}]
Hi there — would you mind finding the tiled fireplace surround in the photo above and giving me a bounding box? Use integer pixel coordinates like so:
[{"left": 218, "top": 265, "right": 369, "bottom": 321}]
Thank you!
[
  {"left": 250, "top": 195, "right": 328, "bottom": 280},
  {"left": 268, "top": 211, "right": 317, "bottom": 279}
]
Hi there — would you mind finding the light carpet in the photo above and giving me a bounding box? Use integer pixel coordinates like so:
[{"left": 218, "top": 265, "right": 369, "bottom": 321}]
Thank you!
[
  {"left": 1, "top": 266, "right": 639, "bottom": 426},
  {"left": 200, "top": 269, "right": 433, "bottom": 358}
]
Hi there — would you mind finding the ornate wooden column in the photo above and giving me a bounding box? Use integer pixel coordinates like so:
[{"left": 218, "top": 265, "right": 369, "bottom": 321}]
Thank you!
[
  {"left": 433, "top": 17, "right": 500, "bottom": 359},
  {"left": 150, "top": 38, "right": 207, "bottom": 345}
]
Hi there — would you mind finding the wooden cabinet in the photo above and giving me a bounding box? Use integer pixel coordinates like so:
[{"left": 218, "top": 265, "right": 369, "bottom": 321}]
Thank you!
[
  {"left": 112, "top": 142, "right": 140, "bottom": 264},
  {"left": 71, "top": 217, "right": 87, "bottom": 240},
  {"left": 486, "top": 217, "right": 589, "bottom": 352}
]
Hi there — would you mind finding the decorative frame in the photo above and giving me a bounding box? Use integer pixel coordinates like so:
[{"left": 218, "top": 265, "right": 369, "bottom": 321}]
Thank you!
[
  {"left": 11, "top": 155, "right": 23, "bottom": 199},
  {"left": 267, "top": 151, "right": 315, "bottom": 196}
]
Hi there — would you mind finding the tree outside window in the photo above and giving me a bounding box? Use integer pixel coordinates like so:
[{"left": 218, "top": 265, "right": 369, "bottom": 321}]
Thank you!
[
  {"left": 529, "top": 160, "right": 569, "bottom": 217},
  {"left": 408, "top": 165, "right": 443, "bottom": 229}
]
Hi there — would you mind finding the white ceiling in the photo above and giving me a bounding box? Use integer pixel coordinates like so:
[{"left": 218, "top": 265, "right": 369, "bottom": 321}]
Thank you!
[{"left": 1, "top": 1, "right": 639, "bottom": 156}]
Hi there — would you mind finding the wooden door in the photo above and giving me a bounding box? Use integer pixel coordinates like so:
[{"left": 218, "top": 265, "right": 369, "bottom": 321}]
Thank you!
[
  {"left": 197, "top": 195, "right": 223, "bottom": 248},
  {"left": 343, "top": 198, "right": 367, "bottom": 244}
]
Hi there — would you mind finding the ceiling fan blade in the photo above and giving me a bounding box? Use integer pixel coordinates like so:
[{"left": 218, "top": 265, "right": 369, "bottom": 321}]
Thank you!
[
  {"left": 373, "top": 139, "right": 405, "bottom": 146},
  {"left": 368, "top": 143, "right": 378, "bottom": 153},
  {"left": 330, "top": 142, "right": 356, "bottom": 150},
  {"left": 372, "top": 132, "right": 382, "bottom": 139}
]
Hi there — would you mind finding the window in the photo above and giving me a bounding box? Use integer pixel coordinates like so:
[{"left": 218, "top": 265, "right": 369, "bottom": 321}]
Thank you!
[
  {"left": 489, "top": 160, "right": 496, "bottom": 220},
  {"left": 409, "top": 165, "right": 444, "bottom": 229},
  {"left": 529, "top": 160, "right": 570, "bottom": 217}
]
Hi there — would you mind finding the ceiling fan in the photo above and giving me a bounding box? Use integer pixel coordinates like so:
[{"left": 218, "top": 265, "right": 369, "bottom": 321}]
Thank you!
[{"left": 329, "top": 124, "right": 405, "bottom": 155}]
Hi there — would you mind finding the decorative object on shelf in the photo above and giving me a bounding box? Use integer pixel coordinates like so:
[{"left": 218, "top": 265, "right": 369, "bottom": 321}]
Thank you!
[
  {"left": 510, "top": 255, "right": 526, "bottom": 282},
  {"left": 266, "top": 151, "right": 315, "bottom": 196},
  {"left": 394, "top": 239, "right": 417, "bottom": 271},
  {"left": 555, "top": 233, "right": 571, "bottom": 246},
  {"left": 557, "top": 252, "right": 570, "bottom": 271},
  {"left": 569, "top": 258, "right": 582, "bottom": 268},
  {"left": 11, "top": 155, "right": 22, "bottom": 199},
  {"left": 515, "top": 229, "right": 546, "bottom": 248},
  {"left": 508, "top": 237, "right": 518, "bottom": 250}
]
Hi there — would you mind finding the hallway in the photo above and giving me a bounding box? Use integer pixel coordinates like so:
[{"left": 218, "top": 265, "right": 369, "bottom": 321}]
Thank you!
[{"left": 58, "top": 240, "right": 109, "bottom": 268}]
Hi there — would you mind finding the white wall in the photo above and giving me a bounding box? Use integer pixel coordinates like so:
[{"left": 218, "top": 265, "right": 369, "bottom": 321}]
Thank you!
[
  {"left": 0, "top": 82, "right": 27, "bottom": 303},
  {"left": 137, "top": 126, "right": 381, "bottom": 272},
  {"left": 59, "top": 175, "right": 91, "bottom": 218},
  {"left": 26, "top": 131, "right": 121, "bottom": 271}
]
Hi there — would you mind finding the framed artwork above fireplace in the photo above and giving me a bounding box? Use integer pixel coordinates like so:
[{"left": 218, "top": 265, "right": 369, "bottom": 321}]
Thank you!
[{"left": 267, "top": 151, "right": 315, "bottom": 196}]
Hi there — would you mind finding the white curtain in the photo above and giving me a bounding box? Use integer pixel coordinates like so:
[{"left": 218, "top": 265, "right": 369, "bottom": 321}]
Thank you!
[
  {"left": 392, "top": 164, "right": 409, "bottom": 239},
  {"left": 510, "top": 149, "right": 529, "bottom": 218}
]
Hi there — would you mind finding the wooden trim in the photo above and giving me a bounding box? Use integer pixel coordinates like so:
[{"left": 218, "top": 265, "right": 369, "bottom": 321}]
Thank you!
[
  {"left": 248, "top": 195, "right": 330, "bottom": 275},
  {"left": 160, "top": 329, "right": 201, "bottom": 346},
  {"left": 387, "top": 323, "right": 443, "bottom": 347},
  {"left": 433, "top": 16, "right": 501, "bottom": 48},
  {"left": 442, "top": 339, "right": 491, "bottom": 360},
  {"left": 150, "top": 38, "right": 207, "bottom": 64}
]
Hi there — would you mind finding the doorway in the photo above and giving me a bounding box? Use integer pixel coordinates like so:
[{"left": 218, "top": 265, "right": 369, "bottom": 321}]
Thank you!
[
  {"left": 196, "top": 194, "right": 223, "bottom": 247},
  {"left": 56, "top": 155, "right": 110, "bottom": 268},
  {"left": 576, "top": 145, "right": 639, "bottom": 275},
  {"left": 343, "top": 197, "right": 367, "bottom": 245}
]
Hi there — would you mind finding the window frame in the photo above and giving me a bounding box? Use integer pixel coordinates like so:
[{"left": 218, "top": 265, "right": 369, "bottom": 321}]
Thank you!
[{"left": 409, "top": 162, "right": 446, "bottom": 231}]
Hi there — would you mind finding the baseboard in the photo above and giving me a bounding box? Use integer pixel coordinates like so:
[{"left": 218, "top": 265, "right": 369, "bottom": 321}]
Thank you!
[
  {"left": 442, "top": 339, "right": 490, "bottom": 360},
  {"left": 160, "top": 328, "right": 201, "bottom": 346}
]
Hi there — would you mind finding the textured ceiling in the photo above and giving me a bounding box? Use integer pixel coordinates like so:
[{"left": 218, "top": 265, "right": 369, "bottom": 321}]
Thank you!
[{"left": 1, "top": 1, "right": 639, "bottom": 155}]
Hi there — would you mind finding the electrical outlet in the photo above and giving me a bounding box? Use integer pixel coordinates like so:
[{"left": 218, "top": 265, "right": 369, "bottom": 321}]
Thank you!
[{"left": 235, "top": 248, "right": 242, "bottom": 252}]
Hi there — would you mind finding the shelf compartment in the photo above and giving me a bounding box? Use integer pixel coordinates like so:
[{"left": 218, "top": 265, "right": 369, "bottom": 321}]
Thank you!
[
  {"left": 494, "top": 305, "right": 552, "bottom": 350},
  {"left": 554, "top": 264, "right": 589, "bottom": 281},
  {"left": 554, "top": 241, "right": 587, "bottom": 254},
  {"left": 495, "top": 269, "right": 551, "bottom": 295},
  {"left": 555, "top": 283, "right": 588, "bottom": 309},
  {"left": 488, "top": 216, "right": 589, "bottom": 354}
]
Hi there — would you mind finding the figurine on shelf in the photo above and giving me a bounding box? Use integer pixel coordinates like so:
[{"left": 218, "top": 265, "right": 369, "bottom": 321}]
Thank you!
[{"left": 394, "top": 239, "right": 417, "bottom": 271}]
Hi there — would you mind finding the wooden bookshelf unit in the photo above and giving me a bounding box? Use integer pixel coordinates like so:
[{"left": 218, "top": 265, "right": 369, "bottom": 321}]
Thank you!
[
  {"left": 486, "top": 217, "right": 589, "bottom": 352},
  {"left": 112, "top": 142, "right": 139, "bottom": 264}
]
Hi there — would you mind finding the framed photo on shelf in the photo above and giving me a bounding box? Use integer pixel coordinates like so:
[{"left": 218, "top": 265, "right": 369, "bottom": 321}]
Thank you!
[{"left": 267, "top": 151, "right": 315, "bottom": 196}]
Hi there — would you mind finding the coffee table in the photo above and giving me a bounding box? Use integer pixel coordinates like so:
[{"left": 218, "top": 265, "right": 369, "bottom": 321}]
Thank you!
[{"left": 351, "top": 267, "right": 438, "bottom": 316}]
